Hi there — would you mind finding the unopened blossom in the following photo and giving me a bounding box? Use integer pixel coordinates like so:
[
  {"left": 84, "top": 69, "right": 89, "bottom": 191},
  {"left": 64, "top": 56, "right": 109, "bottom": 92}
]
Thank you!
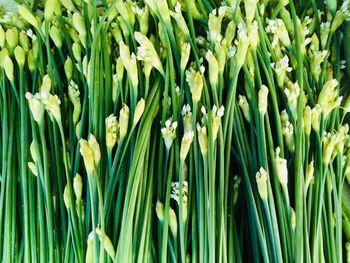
[
  {"left": 206, "top": 50, "right": 219, "bottom": 88},
  {"left": 275, "top": 147, "right": 288, "bottom": 188},
  {"left": 119, "top": 104, "right": 130, "bottom": 139},
  {"left": 3, "top": 56, "right": 14, "bottom": 81},
  {"left": 180, "top": 131, "right": 194, "bottom": 161},
  {"left": 155, "top": 200, "right": 164, "bottom": 222},
  {"left": 212, "top": 105, "right": 225, "bottom": 141},
  {"left": 186, "top": 68, "right": 203, "bottom": 103},
  {"left": 256, "top": 167, "right": 268, "bottom": 200},
  {"left": 235, "top": 22, "right": 250, "bottom": 67},
  {"left": 180, "top": 43, "right": 191, "bottom": 72},
  {"left": 105, "top": 114, "right": 119, "bottom": 150},
  {"left": 68, "top": 81, "right": 81, "bottom": 124},
  {"left": 133, "top": 98, "right": 145, "bottom": 126},
  {"left": 284, "top": 81, "right": 300, "bottom": 117},
  {"left": 318, "top": 79, "right": 342, "bottom": 117},
  {"left": 238, "top": 95, "right": 251, "bottom": 122},
  {"left": 96, "top": 228, "right": 115, "bottom": 259},
  {"left": 197, "top": 123, "right": 208, "bottom": 155},
  {"left": 169, "top": 207, "right": 178, "bottom": 237},
  {"left": 26, "top": 92, "right": 45, "bottom": 125},
  {"left": 258, "top": 85, "right": 269, "bottom": 115}
]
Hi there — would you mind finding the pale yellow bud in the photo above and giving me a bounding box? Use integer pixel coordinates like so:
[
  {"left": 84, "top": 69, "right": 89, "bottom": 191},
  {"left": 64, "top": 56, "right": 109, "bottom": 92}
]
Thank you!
[
  {"left": 73, "top": 173, "right": 83, "bottom": 201},
  {"left": 3, "top": 56, "right": 14, "bottom": 82},
  {"left": 18, "top": 6, "right": 39, "bottom": 29},
  {"left": 14, "top": 46, "right": 26, "bottom": 67},
  {"left": 180, "top": 131, "right": 194, "bottom": 161},
  {"left": 119, "top": 104, "right": 130, "bottom": 139},
  {"left": 169, "top": 207, "right": 178, "bottom": 237},
  {"left": 258, "top": 85, "right": 269, "bottom": 115},
  {"left": 133, "top": 98, "right": 145, "bottom": 126},
  {"left": 256, "top": 167, "right": 268, "bottom": 200},
  {"left": 155, "top": 200, "right": 164, "bottom": 222}
]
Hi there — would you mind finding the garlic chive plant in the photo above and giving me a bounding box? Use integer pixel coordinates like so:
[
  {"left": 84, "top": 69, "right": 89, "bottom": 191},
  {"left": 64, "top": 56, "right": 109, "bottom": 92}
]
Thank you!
[{"left": 1, "top": 0, "right": 350, "bottom": 262}]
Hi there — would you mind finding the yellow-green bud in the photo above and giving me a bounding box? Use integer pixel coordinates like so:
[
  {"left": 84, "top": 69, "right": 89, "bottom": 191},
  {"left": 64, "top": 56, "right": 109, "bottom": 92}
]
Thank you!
[
  {"left": 64, "top": 57, "right": 73, "bottom": 81},
  {"left": 186, "top": 69, "right": 203, "bottom": 103},
  {"left": 180, "top": 131, "right": 194, "bottom": 161},
  {"left": 3, "top": 56, "right": 14, "bottom": 82},
  {"left": 256, "top": 167, "right": 268, "bottom": 200},
  {"left": 18, "top": 6, "right": 39, "bottom": 29},
  {"left": 50, "top": 26, "right": 62, "bottom": 49},
  {"left": 133, "top": 98, "right": 145, "bottom": 126},
  {"left": 275, "top": 147, "right": 288, "bottom": 188},
  {"left": 197, "top": 123, "right": 208, "bottom": 155},
  {"left": 96, "top": 228, "right": 116, "bottom": 259},
  {"left": 6, "top": 28, "right": 18, "bottom": 51},
  {"left": 303, "top": 106, "right": 312, "bottom": 135},
  {"left": 41, "top": 92, "right": 61, "bottom": 123},
  {"left": 291, "top": 207, "right": 296, "bottom": 231},
  {"left": 63, "top": 185, "right": 71, "bottom": 209},
  {"left": 180, "top": 43, "right": 191, "bottom": 72},
  {"left": 72, "top": 42, "right": 81, "bottom": 62},
  {"left": 14, "top": 46, "right": 26, "bottom": 67},
  {"left": 73, "top": 173, "right": 83, "bottom": 201},
  {"left": 41, "top": 75, "right": 52, "bottom": 93},
  {"left": 19, "top": 31, "right": 30, "bottom": 52},
  {"left": 155, "top": 200, "right": 164, "bottom": 222},
  {"left": 45, "top": 0, "right": 56, "bottom": 20},
  {"left": 206, "top": 50, "right": 219, "bottom": 88},
  {"left": 27, "top": 50, "right": 36, "bottom": 73},
  {"left": 258, "top": 85, "right": 269, "bottom": 115},
  {"left": 119, "top": 104, "right": 130, "bottom": 139},
  {"left": 28, "top": 162, "right": 38, "bottom": 176},
  {"left": 169, "top": 207, "right": 178, "bottom": 237},
  {"left": 238, "top": 95, "right": 250, "bottom": 122},
  {"left": 30, "top": 141, "right": 40, "bottom": 164},
  {"left": 0, "top": 26, "right": 5, "bottom": 48},
  {"left": 88, "top": 134, "right": 101, "bottom": 167},
  {"left": 0, "top": 48, "right": 9, "bottom": 68},
  {"left": 105, "top": 114, "right": 119, "bottom": 150},
  {"left": 58, "top": 0, "right": 75, "bottom": 11},
  {"left": 68, "top": 28, "right": 80, "bottom": 43}
]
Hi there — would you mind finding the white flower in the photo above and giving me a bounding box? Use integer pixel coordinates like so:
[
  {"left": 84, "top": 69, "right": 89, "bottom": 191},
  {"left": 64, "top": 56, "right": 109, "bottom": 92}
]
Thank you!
[
  {"left": 284, "top": 81, "right": 300, "bottom": 117},
  {"left": 271, "top": 55, "right": 292, "bottom": 87},
  {"left": 41, "top": 91, "right": 62, "bottom": 123},
  {"left": 170, "top": 2, "right": 190, "bottom": 38},
  {"left": 135, "top": 32, "right": 164, "bottom": 75},
  {"left": 161, "top": 119, "right": 177, "bottom": 150},
  {"left": 331, "top": 0, "right": 350, "bottom": 32},
  {"left": 266, "top": 18, "right": 291, "bottom": 47},
  {"left": 171, "top": 181, "right": 188, "bottom": 222},
  {"left": 235, "top": 22, "right": 249, "bottom": 67}
]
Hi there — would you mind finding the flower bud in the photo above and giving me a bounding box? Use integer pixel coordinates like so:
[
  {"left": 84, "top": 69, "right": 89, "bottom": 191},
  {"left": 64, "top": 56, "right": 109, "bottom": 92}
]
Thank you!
[
  {"left": 96, "top": 228, "right": 116, "bottom": 259},
  {"left": 68, "top": 81, "right": 81, "bottom": 124},
  {"left": 133, "top": 98, "right": 145, "bottom": 126},
  {"left": 180, "top": 43, "right": 191, "bottom": 72},
  {"left": 59, "top": 0, "right": 75, "bottom": 11},
  {"left": 169, "top": 207, "right": 178, "bottom": 237},
  {"left": 41, "top": 92, "right": 62, "bottom": 123},
  {"left": 258, "top": 85, "right": 269, "bottom": 115},
  {"left": 27, "top": 50, "right": 35, "bottom": 73},
  {"left": 180, "top": 131, "right": 194, "bottom": 161},
  {"left": 119, "top": 104, "right": 130, "bottom": 139},
  {"left": 238, "top": 95, "right": 250, "bottom": 122},
  {"left": 64, "top": 57, "right": 73, "bottom": 81},
  {"left": 303, "top": 106, "right": 312, "bottom": 135},
  {"left": 63, "top": 185, "right": 71, "bottom": 209},
  {"left": 28, "top": 162, "right": 38, "bottom": 176},
  {"left": 212, "top": 105, "right": 224, "bottom": 141},
  {"left": 256, "top": 167, "right": 268, "bottom": 200},
  {"left": 105, "top": 114, "right": 119, "bottom": 150},
  {"left": 26, "top": 92, "right": 45, "bottom": 125},
  {"left": 0, "top": 26, "right": 5, "bottom": 48},
  {"left": 73, "top": 173, "right": 83, "bottom": 202},
  {"left": 50, "top": 26, "right": 62, "bottom": 49},
  {"left": 186, "top": 69, "right": 203, "bottom": 103},
  {"left": 311, "top": 104, "right": 322, "bottom": 132},
  {"left": 18, "top": 6, "right": 39, "bottom": 29},
  {"left": 197, "top": 123, "right": 208, "bottom": 155},
  {"left": 275, "top": 147, "right": 288, "bottom": 188},
  {"left": 19, "top": 30, "right": 30, "bottom": 52},
  {"left": 72, "top": 42, "right": 81, "bottom": 62},
  {"left": 14, "top": 46, "right": 26, "bottom": 67},
  {"left": 3, "top": 56, "right": 14, "bottom": 82},
  {"left": 206, "top": 50, "right": 219, "bottom": 88},
  {"left": 155, "top": 200, "right": 164, "bottom": 222},
  {"left": 41, "top": 75, "right": 52, "bottom": 93}
]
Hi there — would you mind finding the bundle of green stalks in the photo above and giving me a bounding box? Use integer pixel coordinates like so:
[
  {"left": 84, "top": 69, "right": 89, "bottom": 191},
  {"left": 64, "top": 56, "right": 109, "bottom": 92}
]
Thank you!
[{"left": 1, "top": 0, "right": 350, "bottom": 262}]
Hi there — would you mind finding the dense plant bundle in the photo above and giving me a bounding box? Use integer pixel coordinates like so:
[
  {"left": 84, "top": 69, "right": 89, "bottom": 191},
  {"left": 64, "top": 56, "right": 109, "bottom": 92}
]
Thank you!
[{"left": 1, "top": 0, "right": 350, "bottom": 262}]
